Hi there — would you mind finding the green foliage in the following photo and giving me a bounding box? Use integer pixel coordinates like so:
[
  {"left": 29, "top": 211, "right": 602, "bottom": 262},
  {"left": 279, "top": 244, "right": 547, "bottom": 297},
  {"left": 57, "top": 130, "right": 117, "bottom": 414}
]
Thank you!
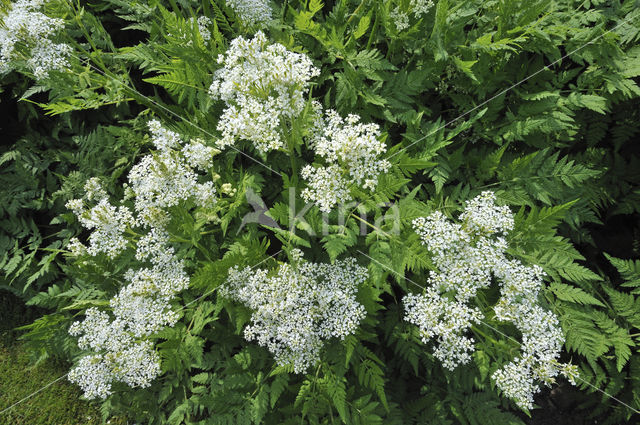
[
  {"left": 549, "top": 252, "right": 640, "bottom": 422},
  {"left": 0, "top": 106, "right": 142, "bottom": 300}
]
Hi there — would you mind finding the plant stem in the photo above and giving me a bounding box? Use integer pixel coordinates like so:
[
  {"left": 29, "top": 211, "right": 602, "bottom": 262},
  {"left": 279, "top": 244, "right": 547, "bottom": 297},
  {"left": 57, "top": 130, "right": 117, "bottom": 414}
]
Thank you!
[{"left": 349, "top": 213, "right": 392, "bottom": 238}]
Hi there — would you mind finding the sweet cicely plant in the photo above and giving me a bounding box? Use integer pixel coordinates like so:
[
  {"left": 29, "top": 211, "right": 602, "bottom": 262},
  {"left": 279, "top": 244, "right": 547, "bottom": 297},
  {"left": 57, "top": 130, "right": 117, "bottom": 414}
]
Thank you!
[{"left": 4, "top": 0, "right": 639, "bottom": 423}]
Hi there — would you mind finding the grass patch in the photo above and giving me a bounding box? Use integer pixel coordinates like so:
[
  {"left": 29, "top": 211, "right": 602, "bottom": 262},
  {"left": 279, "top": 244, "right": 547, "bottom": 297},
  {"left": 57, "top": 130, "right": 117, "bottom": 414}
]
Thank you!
[
  {"left": 0, "top": 291, "right": 128, "bottom": 424},
  {"left": 0, "top": 343, "right": 127, "bottom": 425}
]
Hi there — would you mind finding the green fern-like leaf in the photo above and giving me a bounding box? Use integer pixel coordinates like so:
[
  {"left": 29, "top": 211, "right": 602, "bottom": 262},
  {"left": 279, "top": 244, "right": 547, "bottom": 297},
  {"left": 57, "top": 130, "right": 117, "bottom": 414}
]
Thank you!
[
  {"left": 605, "top": 253, "right": 640, "bottom": 290},
  {"left": 461, "top": 392, "right": 524, "bottom": 425},
  {"left": 550, "top": 281, "right": 605, "bottom": 306}
]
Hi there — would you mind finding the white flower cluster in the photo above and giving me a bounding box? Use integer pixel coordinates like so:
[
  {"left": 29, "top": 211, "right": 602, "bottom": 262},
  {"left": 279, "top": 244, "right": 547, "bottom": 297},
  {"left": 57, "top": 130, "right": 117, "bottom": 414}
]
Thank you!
[
  {"left": 209, "top": 32, "right": 388, "bottom": 211},
  {"left": 411, "top": 0, "right": 435, "bottom": 17},
  {"left": 0, "top": 0, "right": 72, "bottom": 79},
  {"left": 405, "top": 191, "right": 576, "bottom": 409},
  {"left": 68, "top": 310, "right": 161, "bottom": 399},
  {"left": 221, "top": 251, "right": 367, "bottom": 373},
  {"left": 389, "top": 7, "right": 410, "bottom": 32},
  {"left": 389, "top": 0, "right": 435, "bottom": 31},
  {"left": 173, "top": 16, "right": 211, "bottom": 45},
  {"left": 209, "top": 31, "right": 320, "bottom": 153},
  {"left": 64, "top": 181, "right": 135, "bottom": 259},
  {"left": 129, "top": 120, "right": 218, "bottom": 227},
  {"left": 226, "top": 0, "right": 272, "bottom": 27},
  {"left": 66, "top": 121, "right": 221, "bottom": 399},
  {"left": 300, "top": 164, "right": 351, "bottom": 213},
  {"left": 182, "top": 137, "right": 220, "bottom": 171},
  {"left": 195, "top": 16, "right": 212, "bottom": 42},
  {"left": 404, "top": 286, "right": 483, "bottom": 370},
  {"left": 301, "top": 109, "right": 391, "bottom": 213}
]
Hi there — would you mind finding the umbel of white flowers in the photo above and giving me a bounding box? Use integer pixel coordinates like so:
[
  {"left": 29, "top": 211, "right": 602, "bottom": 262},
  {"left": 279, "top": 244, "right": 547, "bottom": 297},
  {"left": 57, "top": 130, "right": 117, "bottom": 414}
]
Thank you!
[
  {"left": 66, "top": 121, "right": 221, "bottom": 399},
  {"left": 404, "top": 191, "right": 577, "bottom": 410},
  {"left": 0, "top": 0, "right": 72, "bottom": 79},
  {"left": 301, "top": 105, "right": 391, "bottom": 213},
  {"left": 221, "top": 249, "right": 368, "bottom": 373},
  {"left": 226, "top": 0, "right": 272, "bottom": 27},
  {"left": 209, "top": 31, "right": 320, "bottom": 153},
  {"left": 389, "top": 0, "right": 435, "bottom": 31},
  {"left": 194, "top": 16, "right": 212, "bottom": 42}
]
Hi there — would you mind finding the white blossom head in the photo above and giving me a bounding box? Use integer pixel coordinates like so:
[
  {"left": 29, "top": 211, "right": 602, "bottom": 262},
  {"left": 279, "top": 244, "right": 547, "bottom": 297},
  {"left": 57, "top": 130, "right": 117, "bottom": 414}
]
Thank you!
[
  {"left": 83, "top": 177, "right": 108, "bottom": 201},
  {"left": 68, "top": 339, "right": 161, "bottom": 399},
  {"left": 196, "top": 16, "right": 212, "bottom": 42},
  {"left": 492, "top": 357, "right": 539, "bottom": 410},
  {"left": 404, "top": 288, "right": 482, "bottom": 369},
  {"left": 412, "top": 211, "right": 469, "bottom": 256},
  {"left": 459, "top": 191, "right": 514, "bottom": 235},
  {"left": 209, "top": 31, "right": 320, "bottom": 153},
  {"left": 300, "top": 164, "right": 351, "bottom": 213},
  {"left": 389, "top": 7, "right": 409, "bottom": 31},
  {"left": 182, "top": 138, "right": 219, "bottom": 170},
  {"left": 301, "top": 110, "right": 390, "bottom": 212},
  {"left": 389, "top": 0, "right": 435, "bottom": 31},
  {"left": 66, "top": 237, "right": 88, "bottom": 256},
  {"left": 68, "top": 306, "right": 162, "bottom": 398},
  {"left": 147, "top": 119, "right": 182, "bottom": 152},
  {"left": 226, "top": 0, "right": 272, "bottom": 27},
  {"left": 68, "top": 354, "right": 114, "bottom": 399},
  {"left": 0, "top": 0, "right": 72, "bottom": 79},
  {"left": 66, "top": 194, "right": 135, "bottom": 259},
  {"left": 128, "top": 121, "right": 218, "bottom": 227},
  {"left": 221, "top": 254, "right": 368, "bottom": 373}
]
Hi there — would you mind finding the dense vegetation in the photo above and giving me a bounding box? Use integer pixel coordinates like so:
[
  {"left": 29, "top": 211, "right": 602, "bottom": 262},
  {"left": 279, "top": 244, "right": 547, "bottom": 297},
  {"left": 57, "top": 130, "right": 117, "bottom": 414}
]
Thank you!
[{"left": 1, "top": 0, "right": 639, "bottom": 423}]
